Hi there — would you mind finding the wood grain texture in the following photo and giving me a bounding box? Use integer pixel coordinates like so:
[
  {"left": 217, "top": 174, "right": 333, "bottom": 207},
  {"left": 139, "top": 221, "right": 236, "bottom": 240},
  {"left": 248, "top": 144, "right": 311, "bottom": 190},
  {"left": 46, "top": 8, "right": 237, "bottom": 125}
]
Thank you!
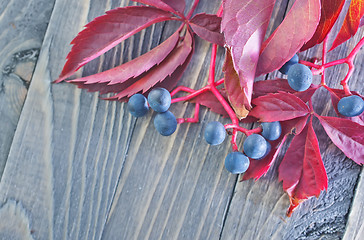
[
  {"left": 0, "top": 0, "right": 55, "bottom": 178},
  {"left": 101, "top": 1, "right": 239, "bottom": 239},
  {"left": 0, "top": 0, "right": 138, "bottom": 239},
  {"left": 0, "top": 0, "right": 363, "bottom": 239},
  {"left": 343, "top": 169, "right": 364, "bottom": 240}
]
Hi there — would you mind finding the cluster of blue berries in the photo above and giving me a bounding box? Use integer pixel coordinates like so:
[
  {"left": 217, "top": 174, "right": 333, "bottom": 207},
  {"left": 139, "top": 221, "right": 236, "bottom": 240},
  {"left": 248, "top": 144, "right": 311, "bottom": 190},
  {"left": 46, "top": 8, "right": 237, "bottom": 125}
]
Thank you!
[
  {"left": 203, "top": 120, "right": 282, "bottom": 174},
  {"left": 281, "top": 54, "right": 364, "bottom": 117},
  {"left": 128, "top": 88, "right": 177, "bottom": 136}
]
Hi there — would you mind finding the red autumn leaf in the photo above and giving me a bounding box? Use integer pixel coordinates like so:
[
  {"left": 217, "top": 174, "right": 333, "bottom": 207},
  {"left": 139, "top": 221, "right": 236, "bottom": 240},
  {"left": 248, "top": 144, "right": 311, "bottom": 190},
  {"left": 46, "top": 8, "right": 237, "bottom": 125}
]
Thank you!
[
  {"left": 253, "top": 79, "right": 319, "bottom": 103},
  {"left": 249, "top": 92, "right": 310, "bottom": 122},
  {"left": 161, "top": 0, "right": 185, "bottom": 14},
  {"left": 223, "top": 50, "right": 250, "bottom": 119},
  {"left": 132, "top": 0, "right": 185, "bottom": 15},
  {"left": 326, "top": 87, "right": 364, "bottom": 125},
  {"left": 330, "top": 0, "right": 364, "bottom": 50},
  {"left": 152, "top": 32, "right": 195, "bottom": 92},
  {"left": 318, "top": 116, "right": 364, "bottom": 164},
  {"left": 55, "top": 6, "right": 174, "bottom": 83},
  {"left": 222, "top": 0, "right": 276, "bottom": 108},
  {"left": 301, "top": 0, "right": 345, "bottom": 51},
  {"left": 107, "top": 29, "right": 193, "bottom": 99},
  {"left": 189, "top": 13, "right": 225, "bottom": 46},
  {"left": 256, "top": 0, "right": 321, "bottom": 76},
  {"left": 281, "top": 115, "right": 310, "bottom": 136},
  {"left": 188, "top": 89, "right": 230, "bottom": 117},
  {"left": 279, "top": 119, "right": 328, "bottom": 217},
  {"left": 69, "top": 28, "right": 181, "bottom": 86}
]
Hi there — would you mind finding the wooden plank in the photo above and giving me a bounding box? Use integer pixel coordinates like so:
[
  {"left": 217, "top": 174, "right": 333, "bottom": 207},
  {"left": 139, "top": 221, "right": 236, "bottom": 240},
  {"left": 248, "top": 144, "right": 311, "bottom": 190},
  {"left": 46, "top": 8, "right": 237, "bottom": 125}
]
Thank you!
[
  {"left": 100, "top": 1, "right": 242, "bottom": 239},
  {"left": 0, "top": 0, "right": 55, "bottom": 178},
  {"left": 343, "top": 169, "right": 364, "bottom": 240},
  {"left": 0, "top": 0, "right": 144, "bottom": 239},
  {"left": 220, "top": 0, "right": 364, "bottom": 238}
]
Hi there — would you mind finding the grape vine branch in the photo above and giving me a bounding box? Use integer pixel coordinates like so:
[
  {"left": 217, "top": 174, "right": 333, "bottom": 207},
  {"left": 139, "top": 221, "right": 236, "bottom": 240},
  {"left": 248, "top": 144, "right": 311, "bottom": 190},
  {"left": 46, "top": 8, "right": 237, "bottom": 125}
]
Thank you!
[{"left": 56, "top": 0, "right": 364, "bottom": 216}]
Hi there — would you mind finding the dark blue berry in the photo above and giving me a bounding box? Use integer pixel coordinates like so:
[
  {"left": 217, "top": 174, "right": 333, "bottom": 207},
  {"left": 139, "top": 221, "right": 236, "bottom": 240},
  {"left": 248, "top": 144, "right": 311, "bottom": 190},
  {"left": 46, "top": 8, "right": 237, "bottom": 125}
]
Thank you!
[
  {"left": 224, "top": 152, "right": 250, "bottom": 174},
  {"left": 287, "top": 63, "right": 312, "bottom": 92},
  {"left": 204, "top": 121, "right": 226, "bottom": 145},
  {"left": 243, "top": 134, "right": 269, "bottom": 159},
  {"left": 128, "top": 94, "right": 149, "bottom": 117},
  {"left": 338, "top": 95, "right": 364, "bottom": 117},
  {"left": 148, "top": 88, "right": 171, "bottom": 113},
  {"left": 279, "top": 54, "right": 299, "bottom": 75},
  {"left": 258, "top": 141, "right": 271, "bottom": 160},
  {"left": 261, "top": 121, "right": 282, "bottom": 141},
  {"left": 154, "top": 111, "right": 177, "bottom": 136}
]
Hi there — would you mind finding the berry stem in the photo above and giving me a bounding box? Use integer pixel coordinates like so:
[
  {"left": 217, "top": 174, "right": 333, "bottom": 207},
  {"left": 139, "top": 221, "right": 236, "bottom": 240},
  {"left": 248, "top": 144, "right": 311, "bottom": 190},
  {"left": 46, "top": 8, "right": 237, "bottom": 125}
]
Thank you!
[
  {"left": 300, "top": 60, "right": 321, "bottom": 69},
  {"left": 177, "top": 103, "right": 200, "bottom": 123},
  {"left": 225, "top": 124, "right": 262, "bottom": 136},
  {"left": 321, "top": 36, "right": 328, "bottom": 85}
]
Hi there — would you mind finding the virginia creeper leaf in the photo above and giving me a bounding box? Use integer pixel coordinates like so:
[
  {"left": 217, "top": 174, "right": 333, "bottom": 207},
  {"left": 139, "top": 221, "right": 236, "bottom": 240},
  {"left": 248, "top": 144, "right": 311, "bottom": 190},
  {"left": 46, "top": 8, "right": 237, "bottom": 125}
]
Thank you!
[
  {"left": 327, "top": 87, "right": 364, "bottom": 125},
  {"left": 55, "top": 6, "right": 174, "bottom": 82},
  {"left": 253, "top": 79, "right": 318, "bottom": 103},
  {"left": 132, "top": 0, "right": 184, "bottom": 15},
  {"left": 161, "top": 0, "right": 185, "bottom": 14},
  {"left": 250, "top": 92, "right": 310, "bottom": 122},
  {"left": 69, "top": 29, "right": 181, "bottom": 85},
  {"left": 222, "top": 0, "right": 276, "bottom": 108},
  {"left": 281, "top": 115, "right": 310, "bottom": 136},
  {"left": 152, "top": 30, "right": 195, "bottom": 92},
  {"left": 318, "top": 116, "right": 364, "bottom": 164},
  {"left": 108, "top": 29, "right": 193, "bottom": 99},
  {"left": 330, "top": 0, "right": 364, "bottom": 50},
  {"left": 279, "top": 119, "right": 328, "bottom": 217},
  {"left": 256, "top": 0, "right": 321, "bottom": 75},
  {"left": 223, "top": 50, "right": 249, "bottom": 119},
  {"left": 189, "top": 13, "right": 225, "bottom": 46},
  {"left": 188, "top": 89, "right": 230, "bottom": 117},
  {"left": 301, "top": 0, "right": 345, "bottom": 51}
]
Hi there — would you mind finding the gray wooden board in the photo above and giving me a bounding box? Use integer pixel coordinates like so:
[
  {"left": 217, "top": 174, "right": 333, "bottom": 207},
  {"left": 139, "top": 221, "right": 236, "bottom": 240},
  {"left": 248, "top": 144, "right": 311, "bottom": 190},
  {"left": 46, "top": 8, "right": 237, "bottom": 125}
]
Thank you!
[
  {"left": 0, "top": 0, "right": 363, "bottom": 240},
  {"left": 343, "top": 169, "right": 364, "bottom": 240},
  {"left": 0, "top": 0, "right": 137, "bottom": 239},
  {"left": 0, "top": 0, "right": 56, "bottom": 178}
]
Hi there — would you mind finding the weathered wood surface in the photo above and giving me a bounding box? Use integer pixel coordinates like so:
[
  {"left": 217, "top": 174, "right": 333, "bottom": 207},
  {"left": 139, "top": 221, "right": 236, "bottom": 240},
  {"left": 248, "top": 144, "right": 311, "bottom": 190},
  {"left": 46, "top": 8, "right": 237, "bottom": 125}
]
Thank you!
[
  {"left": 0, "top": 0, "right": 55, "bottom": 178},
  {"left": 0, "top": 0, "right": 363, "bottom": 240}
]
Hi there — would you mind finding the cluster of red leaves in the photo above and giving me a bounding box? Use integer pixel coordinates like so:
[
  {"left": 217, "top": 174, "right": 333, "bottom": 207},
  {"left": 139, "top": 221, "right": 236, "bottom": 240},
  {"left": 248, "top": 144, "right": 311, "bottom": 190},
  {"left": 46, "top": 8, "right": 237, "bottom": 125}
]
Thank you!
[
  {"left": 216, "top": 0, "right": 364, "bottom": 216},
  {"left": 55, "top": 0, "right": 224, "bottom": 101},
  {"left": 56, "top": 0, "right": 364, "bottom": 216}
]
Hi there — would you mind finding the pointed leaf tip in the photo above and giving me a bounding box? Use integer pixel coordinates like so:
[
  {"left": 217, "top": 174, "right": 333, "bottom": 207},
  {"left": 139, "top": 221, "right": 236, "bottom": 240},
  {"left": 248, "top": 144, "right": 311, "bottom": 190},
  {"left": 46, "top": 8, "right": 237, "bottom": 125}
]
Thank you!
[
  {"left": 330, "top": 0, "right": 364, "bottom": 51},
  {"left": 318, "top": 116, "right": 364, "bottom": 164},
  {"left": 250, "top": 92, "right": 310, "bottom": 122},
  {"left": 190, "top": 13, "right": 224, "bottom": 46},
  {"left": 55, "top": 6, "right": 174, "bottom": 83},
  {"left": 256, "top": 0, "right": 321, "bottom": 75},
  {"left": 279, "top": 119, "right": 328, "bottom": 216}
]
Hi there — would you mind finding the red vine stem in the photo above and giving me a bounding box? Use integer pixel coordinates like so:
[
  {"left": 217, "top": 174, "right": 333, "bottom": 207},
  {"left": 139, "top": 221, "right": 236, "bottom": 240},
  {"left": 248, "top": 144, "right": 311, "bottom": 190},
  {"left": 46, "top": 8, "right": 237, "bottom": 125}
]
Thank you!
[
  {"left": 186, "top": 0, "right": 200, "bottom": 19},
  {"left": 321, "top": 36, "right": 328, "bottom": 85},
  {"left": 170, "top": 3, "right": 256, "bottom": 152},
  {"left": 225, "top": 124, "right": 262, "bottom": 136}
]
